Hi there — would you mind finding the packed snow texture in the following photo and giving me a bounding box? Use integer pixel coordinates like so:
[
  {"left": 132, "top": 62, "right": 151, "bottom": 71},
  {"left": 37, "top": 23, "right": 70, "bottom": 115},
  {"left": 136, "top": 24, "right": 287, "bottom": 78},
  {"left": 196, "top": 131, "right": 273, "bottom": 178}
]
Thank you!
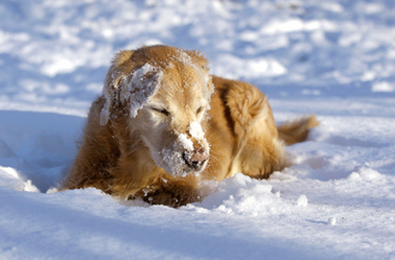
[{"left": 1, "top": 0, "right": 395, "bottom": 259}]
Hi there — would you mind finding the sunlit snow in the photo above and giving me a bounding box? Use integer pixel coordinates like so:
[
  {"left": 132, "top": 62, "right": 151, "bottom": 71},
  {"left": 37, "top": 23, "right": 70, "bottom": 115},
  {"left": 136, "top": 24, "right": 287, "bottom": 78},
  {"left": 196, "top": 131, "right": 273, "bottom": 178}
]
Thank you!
[{"left": 1, "top": 0, "right": 395, "bottom": 259}]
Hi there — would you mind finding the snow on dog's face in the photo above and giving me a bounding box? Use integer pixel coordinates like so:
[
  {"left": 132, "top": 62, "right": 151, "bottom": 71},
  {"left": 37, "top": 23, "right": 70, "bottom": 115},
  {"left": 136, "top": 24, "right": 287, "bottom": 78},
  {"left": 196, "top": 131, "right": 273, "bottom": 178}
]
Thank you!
[{"left": 101, "top": 45, "right": 213, "bottom": 176}]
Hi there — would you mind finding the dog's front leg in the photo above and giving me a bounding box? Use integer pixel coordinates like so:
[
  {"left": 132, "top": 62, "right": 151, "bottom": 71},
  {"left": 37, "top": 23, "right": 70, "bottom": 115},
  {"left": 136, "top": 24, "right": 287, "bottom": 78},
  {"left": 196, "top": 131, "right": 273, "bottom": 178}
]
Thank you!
[{"left": 134, "top": 174, "right": 204, "bottom": 207}]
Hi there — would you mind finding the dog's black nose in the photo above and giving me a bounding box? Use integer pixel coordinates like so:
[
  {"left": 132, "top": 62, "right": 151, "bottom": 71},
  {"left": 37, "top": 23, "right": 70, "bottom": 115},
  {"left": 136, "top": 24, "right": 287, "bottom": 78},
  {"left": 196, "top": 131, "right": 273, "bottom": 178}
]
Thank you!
[{"left": 183, "top": 147, "right": 208, "bottom": 171}]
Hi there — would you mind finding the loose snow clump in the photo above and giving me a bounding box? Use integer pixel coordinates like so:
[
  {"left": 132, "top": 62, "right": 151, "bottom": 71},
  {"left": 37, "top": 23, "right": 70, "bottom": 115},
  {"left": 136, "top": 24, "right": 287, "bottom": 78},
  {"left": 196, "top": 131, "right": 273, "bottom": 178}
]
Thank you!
[
  {"left": 189, "top": 121, "right": 205, "bottom": 140},
  {"left": 178, "top": 134, "right": 194, "bottom": 151}
]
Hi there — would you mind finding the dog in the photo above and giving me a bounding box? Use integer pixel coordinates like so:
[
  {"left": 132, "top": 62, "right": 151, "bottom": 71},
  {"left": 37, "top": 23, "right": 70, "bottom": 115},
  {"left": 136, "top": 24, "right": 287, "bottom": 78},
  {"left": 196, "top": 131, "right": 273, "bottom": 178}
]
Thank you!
[{"left": 61, "top": 45, "right": 318, "bottom": 207}]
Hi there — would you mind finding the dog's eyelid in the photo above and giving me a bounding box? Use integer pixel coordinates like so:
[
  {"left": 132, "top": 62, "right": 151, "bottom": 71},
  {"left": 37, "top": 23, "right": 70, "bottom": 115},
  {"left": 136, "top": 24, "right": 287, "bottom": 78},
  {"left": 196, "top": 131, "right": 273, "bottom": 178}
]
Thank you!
[
  {"left": 196, "top": 106, "right": 205, "bottom": 115},
  {"left": 151, "top": 106, "right": 170, "bottom": 116}
]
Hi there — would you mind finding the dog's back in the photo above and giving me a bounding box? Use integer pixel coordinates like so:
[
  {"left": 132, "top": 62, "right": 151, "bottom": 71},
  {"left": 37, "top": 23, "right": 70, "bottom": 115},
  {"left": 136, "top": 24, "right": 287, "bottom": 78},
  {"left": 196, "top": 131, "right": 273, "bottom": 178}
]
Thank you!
[{"left": 207, "top": 76, "right": 318, "bottom": 181}]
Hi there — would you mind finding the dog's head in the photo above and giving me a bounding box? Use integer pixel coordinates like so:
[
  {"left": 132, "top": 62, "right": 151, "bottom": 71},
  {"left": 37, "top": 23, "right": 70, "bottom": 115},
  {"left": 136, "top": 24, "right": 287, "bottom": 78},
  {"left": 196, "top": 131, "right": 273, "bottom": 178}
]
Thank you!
[{"left": 101, "top": 45, "right": 213, "bottom": 176}]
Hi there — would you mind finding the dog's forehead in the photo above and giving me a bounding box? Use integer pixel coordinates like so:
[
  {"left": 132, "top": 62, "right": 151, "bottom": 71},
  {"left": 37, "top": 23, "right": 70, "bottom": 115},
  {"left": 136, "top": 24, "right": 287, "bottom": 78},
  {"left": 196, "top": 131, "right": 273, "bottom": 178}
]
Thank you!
[
  {"left": 169, "top": 50, "right": 209, "bottom": 83},
  {"left": 152, "top": 58, "right": 211, "bottom": 105}
]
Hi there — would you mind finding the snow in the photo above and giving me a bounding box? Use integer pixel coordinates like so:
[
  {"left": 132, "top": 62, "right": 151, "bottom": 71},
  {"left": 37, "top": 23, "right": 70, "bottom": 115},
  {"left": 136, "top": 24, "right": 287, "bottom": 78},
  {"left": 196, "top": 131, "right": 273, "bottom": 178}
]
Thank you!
[
  {"left": 1, "top": 0, "right": 395, "bottom": 259},
  {"left": 327, "top": 217, "right": 337, "bottom": 226},
  {"left": 177, "top": 134, "right": 194, "bottom": 151},
  {"left": 296, "top": 194, "right": 308, "bottom": 207},
  {"left": 159, "top": 143, "right": 193, "bottom": 177},
  {"left": 188, "top": 121, "right": 205, "bottom": 141}
]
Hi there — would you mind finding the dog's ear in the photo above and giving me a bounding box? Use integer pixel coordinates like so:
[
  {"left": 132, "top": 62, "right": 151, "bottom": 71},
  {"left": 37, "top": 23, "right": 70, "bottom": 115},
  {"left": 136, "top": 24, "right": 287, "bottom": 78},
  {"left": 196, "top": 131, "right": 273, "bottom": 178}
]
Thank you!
[
  {"left": 100, "top": 65, "right": 122, "bottom": 125},
  {"left": 125, "top": 63, "right": 163, "bottom": 118},
  {"left": 100, "top": 51, "right": 163, "bottom": 125}
]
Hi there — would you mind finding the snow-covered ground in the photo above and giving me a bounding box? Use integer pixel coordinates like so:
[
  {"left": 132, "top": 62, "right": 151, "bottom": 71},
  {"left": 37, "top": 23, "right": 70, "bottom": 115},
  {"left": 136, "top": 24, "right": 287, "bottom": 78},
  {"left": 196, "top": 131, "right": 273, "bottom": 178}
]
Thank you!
[{"left": 1, "top": 0, "right": 395, "bottom": 259}]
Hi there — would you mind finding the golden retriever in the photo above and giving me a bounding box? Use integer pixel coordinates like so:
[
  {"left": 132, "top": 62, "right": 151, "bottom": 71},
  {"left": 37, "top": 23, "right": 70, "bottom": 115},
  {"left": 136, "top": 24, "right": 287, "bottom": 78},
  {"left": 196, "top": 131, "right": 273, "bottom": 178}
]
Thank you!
[{"left": 61, "top": 45, "right": 317, "bottom": 207}]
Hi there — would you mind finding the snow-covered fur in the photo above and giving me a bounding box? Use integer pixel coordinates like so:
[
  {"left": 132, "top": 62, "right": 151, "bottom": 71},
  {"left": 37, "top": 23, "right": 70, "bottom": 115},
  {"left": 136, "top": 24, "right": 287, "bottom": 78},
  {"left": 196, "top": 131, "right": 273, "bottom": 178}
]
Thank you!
[{"left": 61, "top": 45, "right": 317, "bottom": 207}]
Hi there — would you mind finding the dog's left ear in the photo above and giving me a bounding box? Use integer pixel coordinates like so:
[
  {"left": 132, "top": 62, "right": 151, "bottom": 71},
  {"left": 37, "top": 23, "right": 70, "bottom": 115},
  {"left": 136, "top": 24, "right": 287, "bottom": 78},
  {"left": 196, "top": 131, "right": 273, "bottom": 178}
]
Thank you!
[{"left": 100, "top": 51, "right": 163, "bottom": 125}]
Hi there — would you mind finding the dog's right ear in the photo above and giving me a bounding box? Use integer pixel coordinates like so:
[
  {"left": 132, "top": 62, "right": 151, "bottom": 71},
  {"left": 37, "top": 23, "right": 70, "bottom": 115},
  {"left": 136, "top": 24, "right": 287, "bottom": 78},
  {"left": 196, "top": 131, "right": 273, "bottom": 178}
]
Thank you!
[
  {"left": 100, "top": 50, "right": 163, "bottom": 125},
  {"left": 100, "top": 50, "right": 134, "bottom": 125}
]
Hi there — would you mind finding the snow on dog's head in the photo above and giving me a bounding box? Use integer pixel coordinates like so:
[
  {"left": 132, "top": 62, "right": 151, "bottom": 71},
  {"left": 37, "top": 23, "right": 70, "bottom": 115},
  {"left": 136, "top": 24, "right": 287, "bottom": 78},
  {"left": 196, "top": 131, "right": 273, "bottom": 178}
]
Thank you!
[{"left": 100, "top": 45, "right": 213, "bottom": 176}]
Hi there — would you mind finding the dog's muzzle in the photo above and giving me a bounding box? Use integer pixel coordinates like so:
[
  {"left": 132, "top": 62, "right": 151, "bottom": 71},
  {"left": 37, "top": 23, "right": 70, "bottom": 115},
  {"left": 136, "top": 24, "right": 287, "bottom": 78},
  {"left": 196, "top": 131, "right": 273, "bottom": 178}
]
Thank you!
[{"left": 182, "top": 147, "right": 209, "bottom": 172}]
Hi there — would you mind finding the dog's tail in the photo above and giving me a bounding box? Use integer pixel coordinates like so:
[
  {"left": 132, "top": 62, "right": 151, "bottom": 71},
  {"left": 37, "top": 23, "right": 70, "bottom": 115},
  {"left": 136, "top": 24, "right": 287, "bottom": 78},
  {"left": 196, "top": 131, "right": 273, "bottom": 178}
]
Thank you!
[{"left": 277, "top": 115, "right": 319, "bottom": 145}]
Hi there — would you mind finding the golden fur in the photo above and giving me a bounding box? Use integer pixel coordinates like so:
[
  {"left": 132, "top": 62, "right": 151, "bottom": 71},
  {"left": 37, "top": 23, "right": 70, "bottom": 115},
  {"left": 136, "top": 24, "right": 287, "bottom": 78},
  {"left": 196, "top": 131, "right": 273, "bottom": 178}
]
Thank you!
[{"left": 61, "top": 45, "right": 318, "bottom": 207}]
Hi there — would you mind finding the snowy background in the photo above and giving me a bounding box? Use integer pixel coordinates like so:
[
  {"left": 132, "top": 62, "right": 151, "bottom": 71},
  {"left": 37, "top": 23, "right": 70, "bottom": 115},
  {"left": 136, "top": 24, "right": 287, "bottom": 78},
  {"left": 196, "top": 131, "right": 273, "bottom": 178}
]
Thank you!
[{"left": 1, "top": 0, "right": 395, "bottom": 259}]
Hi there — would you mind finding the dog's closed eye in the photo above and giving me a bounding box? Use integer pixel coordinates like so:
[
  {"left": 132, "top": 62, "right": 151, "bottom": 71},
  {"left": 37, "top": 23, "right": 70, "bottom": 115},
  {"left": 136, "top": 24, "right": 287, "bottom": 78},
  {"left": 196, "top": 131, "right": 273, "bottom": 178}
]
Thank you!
[
  {"left": 196, "top": 106, "right": 204, "bottom": 115},
  {"left": 151, "top": 107, "right": 170, "bottom": 116}
]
